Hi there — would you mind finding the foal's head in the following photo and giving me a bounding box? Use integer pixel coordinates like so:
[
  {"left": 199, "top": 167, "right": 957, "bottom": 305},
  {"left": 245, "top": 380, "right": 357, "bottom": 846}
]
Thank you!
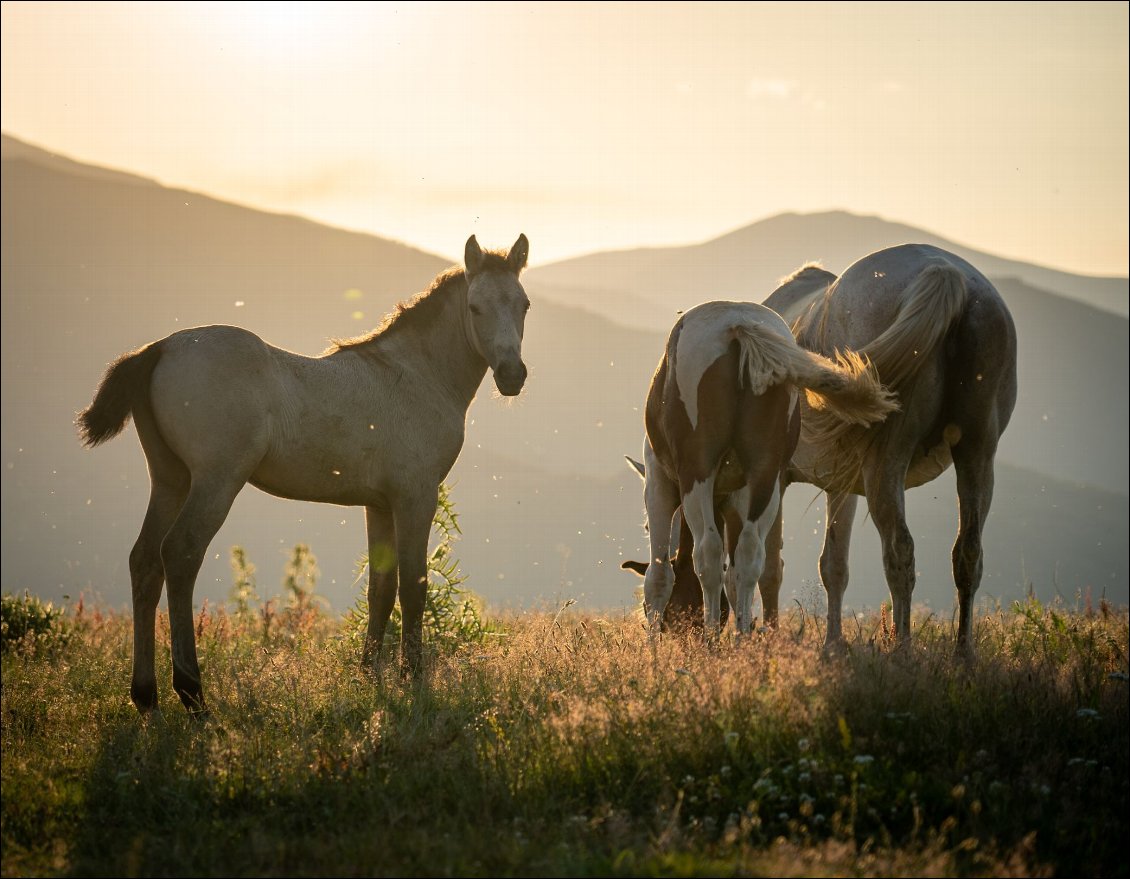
[{"left": 464, "top": 234, "right": 530, "bottom": 397}]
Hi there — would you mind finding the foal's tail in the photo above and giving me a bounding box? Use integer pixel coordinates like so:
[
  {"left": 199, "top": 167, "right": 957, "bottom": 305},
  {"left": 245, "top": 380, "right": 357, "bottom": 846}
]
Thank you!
[
  {"left": 732, "top": 323, "right": 898, "bottom": 426},
  {"left": 76, "top": 343, "right": 162, "bottom": 447}
]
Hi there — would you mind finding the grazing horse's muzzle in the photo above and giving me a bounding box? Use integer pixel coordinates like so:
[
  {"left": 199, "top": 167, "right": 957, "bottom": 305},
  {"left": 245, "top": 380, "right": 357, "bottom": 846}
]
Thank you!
[{"left": 494, "top": 359, "right": 527, "bottom": 396}]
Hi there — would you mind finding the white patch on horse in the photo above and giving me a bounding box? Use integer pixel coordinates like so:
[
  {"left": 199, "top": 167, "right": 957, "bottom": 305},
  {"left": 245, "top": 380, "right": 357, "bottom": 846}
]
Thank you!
[
  {"left": 681, "top": 477, "right": 725, "bottom": 629},
  {"left": 674, "top": 302, "right": 788, "bottom": 429},
  {"left": 730, "top": 478, "right": 781, "bottom": 634}
]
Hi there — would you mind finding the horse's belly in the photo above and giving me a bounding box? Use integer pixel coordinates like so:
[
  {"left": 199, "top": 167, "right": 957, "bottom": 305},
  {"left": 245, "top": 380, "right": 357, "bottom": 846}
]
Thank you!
[
  {"left": 249, "top": 455, "right": 382, "bottom": 506},
  {"left": 904, "top": 425, "right": 960, "bottom": 489},
  {"left": 789, "top": 424, "right": 960, "bottom": 494}
]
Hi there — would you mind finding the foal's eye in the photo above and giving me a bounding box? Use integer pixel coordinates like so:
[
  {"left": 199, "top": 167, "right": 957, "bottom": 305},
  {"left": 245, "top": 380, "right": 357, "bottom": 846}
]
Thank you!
[{"left": 469, "top": 304, "right": 482, "bottom": 315}]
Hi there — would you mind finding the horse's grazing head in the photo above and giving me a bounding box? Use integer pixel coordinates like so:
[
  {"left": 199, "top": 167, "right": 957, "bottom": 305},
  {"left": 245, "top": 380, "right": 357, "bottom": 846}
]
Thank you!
[
  {"left": 620, "top": 456, "right": 729, "bottom": 632},
  {"left": 464, "top": 234, "right": 530, "bottom": 397},
  {"left": 620, "top": 554, "right": 711, "bottom": 633}
]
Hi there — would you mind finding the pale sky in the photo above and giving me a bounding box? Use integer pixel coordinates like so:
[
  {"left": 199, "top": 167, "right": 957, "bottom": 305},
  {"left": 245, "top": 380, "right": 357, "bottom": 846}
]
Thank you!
[{"left": 2, "top": 1, "right": 1127, "bottom": 274}]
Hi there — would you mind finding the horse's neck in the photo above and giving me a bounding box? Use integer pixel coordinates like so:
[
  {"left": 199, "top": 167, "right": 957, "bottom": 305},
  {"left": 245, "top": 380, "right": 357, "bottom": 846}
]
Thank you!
[{"left": 388, "top": 281, "right": 488, "bottom": 407}]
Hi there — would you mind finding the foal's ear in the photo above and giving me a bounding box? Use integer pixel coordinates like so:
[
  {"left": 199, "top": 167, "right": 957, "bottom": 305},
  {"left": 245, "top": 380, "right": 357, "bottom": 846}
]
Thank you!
[
  {"left": 624, "top": 455, "right": 646, "bottom": 480},
  {"left": 465, "top": 235, "right": 485, "bottom": 276},
  {"left": 507, "top": 234, "right": 529, "bottom": 274},
  {"left": 621, "top": 560, "right": 648, "bottom": 577}
]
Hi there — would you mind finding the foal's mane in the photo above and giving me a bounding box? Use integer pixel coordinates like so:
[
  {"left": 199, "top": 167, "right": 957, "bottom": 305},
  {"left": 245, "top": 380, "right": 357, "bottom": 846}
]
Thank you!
[{"left": 327, "top": 250, "right": 514, "bottom": 354}]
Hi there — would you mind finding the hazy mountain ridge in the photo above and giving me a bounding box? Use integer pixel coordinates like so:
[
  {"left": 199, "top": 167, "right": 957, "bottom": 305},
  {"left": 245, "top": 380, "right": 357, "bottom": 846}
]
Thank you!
[
  {"left": 527, "top": 210, "right": 1129, "bottom": 328},
  {"left": 2, "top": 134, "right": 1125, "bottom": 616}
]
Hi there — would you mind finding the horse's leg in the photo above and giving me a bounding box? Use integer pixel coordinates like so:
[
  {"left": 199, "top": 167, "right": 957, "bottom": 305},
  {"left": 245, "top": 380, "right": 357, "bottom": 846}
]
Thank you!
[
  {"left": 721, "top": 499, "right": 744, "bottom": 629},
  {"left": 393, "top": 488, "right": 439, "bottom": 677},
  {"left": 160, "top": 475, "right": 245, "bottom": 714},
  {"left": 757, "top": 486, "right": 786, "bottom": 630},
  {"left": 951, "top": 434, "right": 998, "bottom": 656},
  {"left": 682, "top": 474, "right": 724, "bottom": 635},
  {"left": 129, "top": 483, "right": 185, "bottom": 712},
  {"left": 129, "top": 403, "right": 189, "bottom": 713},
  {"left": 643, "top": 468, "right": 680, "bottom": 633},
  {"left": 730, "top": 480, "right": 779, "bottom": 637},
  {"left": 863, "top": 459, "right": 915, "bottom": 641},
  {"left": 362, "top": 504, "right": 397, "bottom": 671},
  {"left": 820, "top": 492, "right": 858, "bottom": 649}
]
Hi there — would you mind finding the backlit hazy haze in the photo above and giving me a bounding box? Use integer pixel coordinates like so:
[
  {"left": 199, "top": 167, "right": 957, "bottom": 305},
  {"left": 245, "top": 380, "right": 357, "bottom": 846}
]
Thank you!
[{"left": 2, "top": 0, "right": 1127, "bottom": 273}]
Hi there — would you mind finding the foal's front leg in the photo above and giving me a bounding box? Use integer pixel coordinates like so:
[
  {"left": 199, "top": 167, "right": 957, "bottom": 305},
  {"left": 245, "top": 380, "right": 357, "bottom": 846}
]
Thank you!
[
  {"left": 394, "top": 489, "right": 439, "bottom": 676},
  {"left": 363, "top": 504, "right": 398, "bottom": 672}
]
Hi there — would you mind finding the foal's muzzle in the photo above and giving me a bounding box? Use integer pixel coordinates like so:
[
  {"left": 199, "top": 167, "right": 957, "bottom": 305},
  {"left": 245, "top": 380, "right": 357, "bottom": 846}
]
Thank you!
[{"left": 494, "top": 360, "right": 527, "bottom": 396}]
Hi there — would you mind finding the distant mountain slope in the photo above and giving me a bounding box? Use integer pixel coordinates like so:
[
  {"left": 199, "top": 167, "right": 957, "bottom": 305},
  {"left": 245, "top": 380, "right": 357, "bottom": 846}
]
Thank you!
[
  {"left": 526, "top": 210, "right": 1128, "bottom": 328},
  {"left": 2, "top": 134, "right": 1125, "bottom": 617}
]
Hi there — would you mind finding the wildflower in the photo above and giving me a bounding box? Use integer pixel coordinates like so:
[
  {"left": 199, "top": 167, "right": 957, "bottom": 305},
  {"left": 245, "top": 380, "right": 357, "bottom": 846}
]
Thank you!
[
  {"left": 853, "top": 754, "right": 875, "bottom": 766},
  {"left": 797, "top": 737, "right": 811, "bottom": 752},
  {"left": 1076, "top": 708, "right": 1101, "bottom": 719}
]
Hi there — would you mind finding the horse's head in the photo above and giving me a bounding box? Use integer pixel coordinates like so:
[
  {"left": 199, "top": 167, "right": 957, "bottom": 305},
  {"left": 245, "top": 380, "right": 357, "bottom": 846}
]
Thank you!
[
  {"left": 464, "top": 234, "right": 530, "bottom": 397},
  {"left": 620, "top": 455, "right": 729, "bottom": 631}
]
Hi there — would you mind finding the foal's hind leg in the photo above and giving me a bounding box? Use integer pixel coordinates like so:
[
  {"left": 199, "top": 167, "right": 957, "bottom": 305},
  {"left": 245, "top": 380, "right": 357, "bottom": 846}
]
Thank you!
[
  {"left": 951, "top": 436, "right": 998, "bottom": 655},
  {"left": 130, "top": 405, "right": 189, "bottom": 712},
  {"left": 129, "top": 483, "right": 186, "bottom": 711},
  {"left": 362, "top": 504, "right": 397, "bottom": 672},
  {"left": 160, "top": 475, "right": 246, "bottom": 714}
]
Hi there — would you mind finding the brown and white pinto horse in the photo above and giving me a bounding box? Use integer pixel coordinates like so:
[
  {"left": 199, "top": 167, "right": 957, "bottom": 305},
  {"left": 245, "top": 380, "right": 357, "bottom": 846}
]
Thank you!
[
  {"left": 626, "top": 301, "right": 897, "bottom": 635},
  {"left": 763, "top": 244, "right": 1018, "bottom": 653}
]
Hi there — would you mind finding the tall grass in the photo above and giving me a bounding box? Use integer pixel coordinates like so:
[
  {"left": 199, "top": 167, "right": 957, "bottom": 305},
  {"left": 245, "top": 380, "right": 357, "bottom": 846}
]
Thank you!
[{"left": 2, "top": 595, "right": 1127, "bottom": 877}]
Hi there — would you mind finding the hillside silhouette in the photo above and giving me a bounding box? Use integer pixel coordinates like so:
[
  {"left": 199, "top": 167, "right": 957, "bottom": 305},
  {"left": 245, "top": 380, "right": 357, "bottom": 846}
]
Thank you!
[{"left": 2, "top": 133, "right": 1125, "bottom": 616}]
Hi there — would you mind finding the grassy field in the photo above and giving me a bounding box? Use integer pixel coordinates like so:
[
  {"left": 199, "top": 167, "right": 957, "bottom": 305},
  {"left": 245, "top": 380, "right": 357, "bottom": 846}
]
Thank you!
[{"left": 2, "top": 590, "right": 1127, "bottom": 878}]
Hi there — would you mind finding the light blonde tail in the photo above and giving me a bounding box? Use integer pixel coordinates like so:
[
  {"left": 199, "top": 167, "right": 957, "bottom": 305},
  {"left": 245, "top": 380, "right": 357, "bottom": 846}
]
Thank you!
[
  {"left": 802, "top": 262, "right": 968, "bottom": 493},
  {"left": 732, "top": 324, "right": 897, "bottom": 426},
  {"left": 863, "top": 263, "right": 967, "bottom": 389}
]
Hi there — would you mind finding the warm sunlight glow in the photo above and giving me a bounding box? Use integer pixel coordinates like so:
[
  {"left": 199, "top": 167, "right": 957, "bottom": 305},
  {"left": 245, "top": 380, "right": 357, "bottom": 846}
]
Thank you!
[{"left": 213, "top": 1, "right": 362, "bottom": 59}]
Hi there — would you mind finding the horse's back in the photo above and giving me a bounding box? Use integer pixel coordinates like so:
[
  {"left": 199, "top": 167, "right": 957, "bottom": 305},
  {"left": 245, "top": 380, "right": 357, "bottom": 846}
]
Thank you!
[
  {"left": 673, "top": 300, "right": 793, "bottom": 357},
  {"left": 148, "top": 325, "right": 281, "bottom": 470}
]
